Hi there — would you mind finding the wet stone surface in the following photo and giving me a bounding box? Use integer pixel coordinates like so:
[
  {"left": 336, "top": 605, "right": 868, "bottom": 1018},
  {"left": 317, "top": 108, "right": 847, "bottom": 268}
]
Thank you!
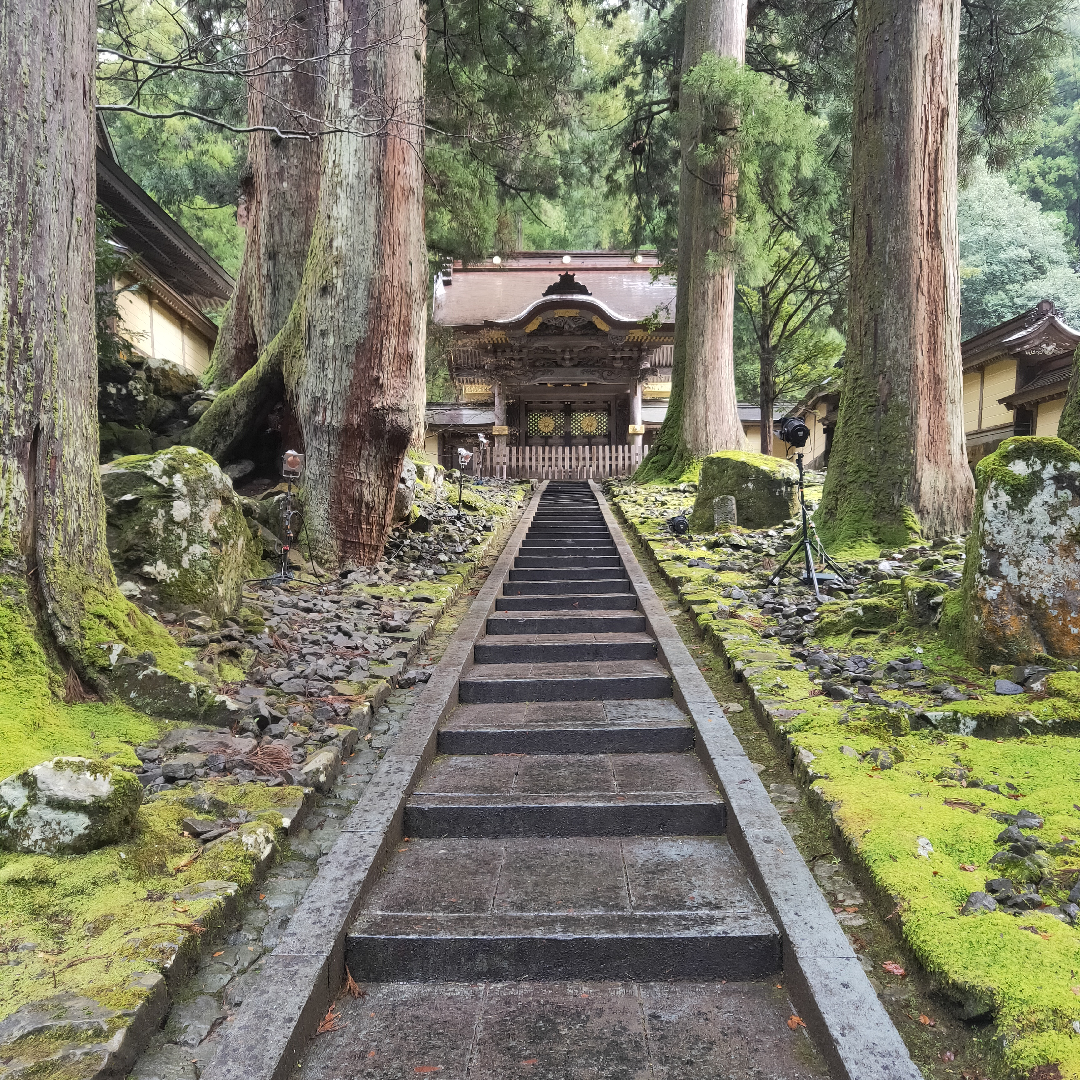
[{"left": 129, "top": 688, "right": 420, "bottom": 1080}]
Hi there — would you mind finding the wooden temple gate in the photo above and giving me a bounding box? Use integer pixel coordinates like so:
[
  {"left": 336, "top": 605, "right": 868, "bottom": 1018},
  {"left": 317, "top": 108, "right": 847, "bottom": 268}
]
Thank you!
[{"left": 477, "top": 443, "right": 648, "bottom": 480}]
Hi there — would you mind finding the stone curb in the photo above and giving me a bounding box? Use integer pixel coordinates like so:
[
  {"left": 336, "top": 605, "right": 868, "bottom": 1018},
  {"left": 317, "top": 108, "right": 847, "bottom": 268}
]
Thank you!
[
  {"left": 202, "top": 485, "right": 546, "bottom": 1080},
  {"left": 591, "top": 482, "right": 921, "bottom": 1080}
]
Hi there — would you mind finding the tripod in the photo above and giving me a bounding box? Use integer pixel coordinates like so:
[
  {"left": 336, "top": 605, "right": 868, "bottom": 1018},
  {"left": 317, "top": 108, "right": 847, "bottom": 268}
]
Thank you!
[
  {"left": 768, "top": 452, "right": 846, "bottom": 601},
  {"left": 246, "top": 477, "right": 319, "bottom": 588}
]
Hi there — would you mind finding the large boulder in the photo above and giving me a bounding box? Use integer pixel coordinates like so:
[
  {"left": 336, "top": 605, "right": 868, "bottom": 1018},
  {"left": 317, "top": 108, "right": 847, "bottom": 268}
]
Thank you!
[
  {"left": 958, "top": 436, "right": 1080, "bottom": 664},
  {"left": 689, "top": 451, "right": 799, "bottom": 532},
  {"left": 0, "top": 758, "right": 142, "bottom": 854},
  {"left": 101, "top": 445, "right": 261, "bottom": 618},
  {"left": 98, "top": 353, "right": 199, "bottom": 433}
]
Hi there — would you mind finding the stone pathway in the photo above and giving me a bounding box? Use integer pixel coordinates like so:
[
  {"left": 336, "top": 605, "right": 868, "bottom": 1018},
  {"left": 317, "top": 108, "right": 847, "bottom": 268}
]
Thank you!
[{"left": 299, "top": 482, "right": 828, "bottom": 1079}]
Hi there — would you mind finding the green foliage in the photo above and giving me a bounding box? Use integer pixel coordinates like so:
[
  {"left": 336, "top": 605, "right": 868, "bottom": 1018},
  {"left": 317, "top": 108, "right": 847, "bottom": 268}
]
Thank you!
[
  {"left": 959, "top": 165, "right": 1080, "bottom": 337},
  {"left": 97, "top": 0, "right": 246, "bottom": 273},
  {"left": 1010, "top": 50, "right": 1080, "bottom": 244},
  {"left": 94, "top": 207, "right": 138, "bottom": 369}
]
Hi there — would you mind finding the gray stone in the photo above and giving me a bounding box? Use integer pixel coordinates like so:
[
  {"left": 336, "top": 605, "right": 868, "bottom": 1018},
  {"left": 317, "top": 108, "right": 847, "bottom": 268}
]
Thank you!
[
  {"left": 100, "top": 445, "right": 260, "bottom": 619},
  {"left": 960, "top": 891, "right": 997, "bottom": 915},
  {"left": 994, "top": 679, "right": 1025, "bottom": 695},
  {"left": 0, "top": 758, "right": 142, "bottom": 854},
  {"left": 171, "top": 995, "right": 226, "bottom": 1048}
]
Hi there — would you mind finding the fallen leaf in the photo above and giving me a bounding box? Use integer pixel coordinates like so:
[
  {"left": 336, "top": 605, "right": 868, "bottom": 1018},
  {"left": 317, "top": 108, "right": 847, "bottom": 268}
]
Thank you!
[
  {"left": 882, "top": 961, "right": 906, "bottom": 977},
  {"left": 787, "top": 1015, "right": 806, "bottom": 1030},
  {"left": 1020, "top": 925, "right": 1051, "bottom": 939},
  {"left": 845, "top": 907, "right": 859, "bottom": 913},
  {"left": 918, "top": 1014, "right": 935, "bottom": 1026},
  {"left": 943, "top": 800, "right": 981, "bottom": 814},
  {"left": 959, "top": 864, "right": 978, "bottom": 872},
  {"left": 344, "top": 968, "right": 363, "bottom": 999},
  {"left": 317, "top": 1007, "right": 343, "bottom": 1035},
  {"left": 213, "top": 951, "right": 224, "bottom": 958},
  {"left": 368, "top": 1051, "right": 376, "bottom": 1058},
  {"left": 521, "top": 1059, "right": 538, "bottom": 1066},
  {"left": 1071, "top": 986, "right": 1080, "bottom": 996}
]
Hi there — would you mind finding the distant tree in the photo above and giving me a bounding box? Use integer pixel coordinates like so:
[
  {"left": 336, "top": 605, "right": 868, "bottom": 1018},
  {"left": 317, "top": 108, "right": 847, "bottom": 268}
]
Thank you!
[{"left": 958, "top": 167, "right": 1080, "bottom": 337}]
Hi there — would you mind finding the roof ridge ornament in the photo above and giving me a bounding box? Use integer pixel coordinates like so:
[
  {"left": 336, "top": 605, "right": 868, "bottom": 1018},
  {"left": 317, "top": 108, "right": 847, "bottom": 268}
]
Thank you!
[{"left": 543, "top": 272, "right": 591, "bottom": 297}]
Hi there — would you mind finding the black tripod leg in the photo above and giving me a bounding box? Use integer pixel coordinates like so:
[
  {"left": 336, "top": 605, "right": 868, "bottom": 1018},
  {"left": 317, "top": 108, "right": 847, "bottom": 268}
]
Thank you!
[{"left": 769, "top": 542, "right": 802, "bottom": 585}]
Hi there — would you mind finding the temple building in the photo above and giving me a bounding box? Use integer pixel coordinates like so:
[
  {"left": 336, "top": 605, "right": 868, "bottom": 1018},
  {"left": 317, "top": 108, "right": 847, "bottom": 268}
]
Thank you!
[
  {"left": 424, "top": 251, "right": 676, "bottom": 475},
  {"left": 96, "top": 118, "right": 234, "bottom": 377},
  {"left": 791, "top": 299, "right": 1080, "bottom": 470}
]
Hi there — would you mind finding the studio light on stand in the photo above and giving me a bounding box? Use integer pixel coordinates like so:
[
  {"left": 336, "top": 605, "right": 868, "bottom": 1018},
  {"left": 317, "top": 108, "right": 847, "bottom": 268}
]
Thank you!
[
  {"left": 456, "top": 448, "right": 472, "bottom": 508},
  {"left": 247, "top": 449, "right": 319, "bottom": 587},
  {"left": 476, "top": 434, "right": 488, "bottom": 479},
  {"left": 768, "top": 416, "right": 846, "bottom": 601}
]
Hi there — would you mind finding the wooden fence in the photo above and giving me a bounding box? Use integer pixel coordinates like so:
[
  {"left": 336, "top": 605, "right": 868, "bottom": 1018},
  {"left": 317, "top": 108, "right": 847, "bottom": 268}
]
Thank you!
[{"left": 477, "top": 443, "right": 648, "bottom": 480}]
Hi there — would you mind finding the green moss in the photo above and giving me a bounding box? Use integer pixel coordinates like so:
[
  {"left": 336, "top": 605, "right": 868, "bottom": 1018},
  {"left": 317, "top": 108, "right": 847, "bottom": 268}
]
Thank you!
[
  {"left": 0, "top": 782, "right": 301, "bottom": 1025},
  {"left": 689, "top": 452, "right": 798, "bottom": 532},
  {"left": 816, "top": 597, "right": 904, "bottom": 635},
  {"left": 0, "top": 592, "right": 163, "bottom": 779}
]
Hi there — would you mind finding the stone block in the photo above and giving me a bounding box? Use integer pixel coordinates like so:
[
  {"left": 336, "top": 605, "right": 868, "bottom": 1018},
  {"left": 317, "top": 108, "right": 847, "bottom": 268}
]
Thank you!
[
  {"left": 958, "top": 436, "right": 1080, "bottom": 664},
  {"left": 689, "top": 452, "right": 798, "bottom": 532}
]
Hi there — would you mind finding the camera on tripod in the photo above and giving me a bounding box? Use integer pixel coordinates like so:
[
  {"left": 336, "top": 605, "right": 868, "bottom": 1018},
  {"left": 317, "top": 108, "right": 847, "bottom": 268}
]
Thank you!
[{"left": 770, "top": 413, "right": 844, "bottom": 599}]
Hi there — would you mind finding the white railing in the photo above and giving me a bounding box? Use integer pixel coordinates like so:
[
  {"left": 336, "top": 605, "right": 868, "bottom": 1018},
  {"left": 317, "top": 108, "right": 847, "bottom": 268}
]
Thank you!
[{"left": 479, "top": 443, "right": 648, "bottom": 480}]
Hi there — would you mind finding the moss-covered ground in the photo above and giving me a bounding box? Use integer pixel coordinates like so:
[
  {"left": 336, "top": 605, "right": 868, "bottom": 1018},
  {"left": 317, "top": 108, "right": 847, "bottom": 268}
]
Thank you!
[
  {"left": 0, "top": 782, "right": 303, "bottom": 1022},
  {"left": 609, "top": 480, "right": 1080, "bottom": 1080}
]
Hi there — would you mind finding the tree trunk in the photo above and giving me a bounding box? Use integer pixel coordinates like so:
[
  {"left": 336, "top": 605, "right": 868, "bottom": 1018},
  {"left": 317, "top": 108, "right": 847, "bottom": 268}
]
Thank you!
[
  {"left": 0, "top": 0, "right": 159, "bottom": 686},
  {"left": 204, "top": 0, "right": 326, "bottom": 390},
  {"left": 817, "top": 0, "right": 973, "bottom": 548},
  {"left": 759, "top": 353, "right": 775, "bottom": 457},
  {"left": 635, "top": 0, "right": 746, "bottom": 482},
  {"left": 281, "top": 0, "right": 427, "bottom": 567}
]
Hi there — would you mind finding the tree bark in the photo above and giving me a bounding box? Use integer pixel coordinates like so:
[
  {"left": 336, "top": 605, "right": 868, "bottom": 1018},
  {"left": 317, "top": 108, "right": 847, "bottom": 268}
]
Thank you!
[
  {"left": 204, "top": 0, "right": 326, "bottom": 391},
  {"left": 635, "top": 0, "right": 746, "bottom": 481},
  {"left": 759, "top": 341, "right": 775, "bottom": 456},
  {"left": 817, "top": 0, "right": 973, "bottom": 548},
  {"left": 0, "top": 0, "right": 152, "bottom": 685},
  {"left": 283, "top": 0, "right": 427, "bottom": 567}
]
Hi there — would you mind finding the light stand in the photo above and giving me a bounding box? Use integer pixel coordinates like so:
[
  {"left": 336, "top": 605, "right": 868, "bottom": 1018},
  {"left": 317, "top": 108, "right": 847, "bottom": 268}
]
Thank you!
[
  {"left": 768, "top": 421, "right": 846, "bottom": 601},
  {"left": 246, "top": 450, "right": 320, "bottom": 588}
]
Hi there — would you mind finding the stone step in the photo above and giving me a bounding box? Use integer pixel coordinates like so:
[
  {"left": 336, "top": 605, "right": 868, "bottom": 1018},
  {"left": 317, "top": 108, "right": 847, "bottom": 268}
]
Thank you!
[
  {"left": 346, "top": 836, "right": 779, "bottom": 981},
  {"left": 518, "top": 544, "right": 618, "bottom": 554},
  {"left": 458, "top": 664, "right": 672, "bottom": 703},
  {"left": 508, "top": 567, "right": 627, "bottom": 581},
  {"left": 487, "top": 611, "right": 646, "bottom": 634},
  {"left": 405, "top": 752, "right": 723, "bottom": 837},
  {"left": 437, "top": 700, "right": 695, "bottom": 755},
  {"left": 526, "top": 527, "right": 612, "bottom": 536},
  {"left": 473, "top": 634, "right": 655, "bottom": 663},
  {"left": 520, "top": 538, "right": 615, "bottom": 547},
  {"left": 493, "top": 594, "right": 639, "bottom": 611},
  {"left": 514, "top": 555, "right": 623, "bottom": 568},
  {"left": 502, "top": 580, "right": 631, "bottom": 595}
]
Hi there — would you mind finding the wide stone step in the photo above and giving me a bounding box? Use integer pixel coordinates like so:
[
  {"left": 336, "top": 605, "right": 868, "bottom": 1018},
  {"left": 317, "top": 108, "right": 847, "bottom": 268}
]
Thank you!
[
  {"left": 526, "top": 529, "right": 612, "bottom": 537},
  {"left": 493, "top": 594, "right": 639, "bottom": 611},
  {"left": 405, "top": 752, "right": 723, "bottom": 837},
  {"left": 346, "top": 836, "right": 779, "bottom": 981},
  {"left": 520, "top": 538, "right": 615, "bottom": 548},
  {"left": 518, "top": 544, "right": 618, "bottom": 555},
  {"left": 487, "top": 612, "right": 646, "bottom": 634},
  {"left": 508, "top": 567, "right": 627, "bottom": 581},
  {"left": 514, "top": 556, "right": 623, "bottom": 568},
  {"left": 474, "top": 634, "right": 655, "bottom": 663},
  {"left": 437, "top": 700, "right": 695, "bottom": 755},
  {"left": 502, "top": 580, "right": 631, "bottom": 595},
  {"left": 458, "top": 663, "right": 672, "bottom": 703}
]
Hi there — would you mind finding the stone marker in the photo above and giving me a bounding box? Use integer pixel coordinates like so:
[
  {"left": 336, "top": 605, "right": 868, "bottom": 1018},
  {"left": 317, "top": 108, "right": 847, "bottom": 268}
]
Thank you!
[
  {"left": 689, "top": 452, "right": 798, "bottom": 532},
  {"left": 0, "top": 757, "right": 142, "bottom": 854},
  {"left": 713, "top": 495, "right": 737, "bottom": 530},
  {"left": 957, "top": 436, "right": 1080, "bottom": 664}
]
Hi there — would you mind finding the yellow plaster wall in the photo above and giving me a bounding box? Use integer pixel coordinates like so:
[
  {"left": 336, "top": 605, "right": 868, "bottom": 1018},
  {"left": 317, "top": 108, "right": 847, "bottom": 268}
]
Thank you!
[
  {"left": 114, "top": 280, "right": 213, "bottom": 377},
  {"left": 962, "top": 370, "right": 983, "bottom": 431},
  {"left": 980, "top": 359, "right": 1017, "bottom": 430},
  {"left": 1037, "top": 397, "right": 1065, "bottom": 437}
]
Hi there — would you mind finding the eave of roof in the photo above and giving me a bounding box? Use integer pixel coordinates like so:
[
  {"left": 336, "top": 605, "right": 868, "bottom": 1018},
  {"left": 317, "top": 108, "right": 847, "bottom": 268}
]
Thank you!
[
  {"left": 96, "top": 148, "right": 235, "bottom": 306},
  {"left": 961, "top": 302, "right": 1080, "bottom": 371}
]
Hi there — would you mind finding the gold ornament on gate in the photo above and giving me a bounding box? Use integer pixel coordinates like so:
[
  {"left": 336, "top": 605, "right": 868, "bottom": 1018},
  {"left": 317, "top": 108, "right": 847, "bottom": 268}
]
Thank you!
[
  {"left": 537, "top": 414, "right": 556, "bottom": 435},
  {"left": 579, "top": 414, "right": 598, "bottom": 435}
]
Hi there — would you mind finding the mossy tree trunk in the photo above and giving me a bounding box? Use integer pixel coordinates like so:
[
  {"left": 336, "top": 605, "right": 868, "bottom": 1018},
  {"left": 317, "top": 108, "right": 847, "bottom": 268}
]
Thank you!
[
  {"left": 758, "top": 288, "right": 775, "bottom": 456},
  {"left": 635, "top": 0, "right": 746, "bottom": 481},
  {"left": 0, "top": 0, "right": 134, "bottom": 685},
  {"left": 1057, "top": 349, "right": 1080, "bottom": 449},
  {"left": 204, "top": 0, "right": 326, "bottom": 392},
  {"left": 817, "top": 0, "right": 973, "bottom": 549},
  {"left": 193, "top": 0, "right": 427, "bottom": 567}
]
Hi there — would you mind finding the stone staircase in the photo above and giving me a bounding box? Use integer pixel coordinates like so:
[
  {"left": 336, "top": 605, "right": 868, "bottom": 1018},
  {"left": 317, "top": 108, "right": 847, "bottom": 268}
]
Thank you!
[{"left": 345, "top": 482, "right": 785, "bottom": 987}]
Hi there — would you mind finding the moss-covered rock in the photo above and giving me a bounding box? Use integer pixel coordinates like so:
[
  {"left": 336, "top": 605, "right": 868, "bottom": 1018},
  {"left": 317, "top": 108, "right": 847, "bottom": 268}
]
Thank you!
[
  {"left": 689, "top": 452, "right": 798, "bottom": 532},
  {"left": 816, "top": 597, "right": 904, "bottom": 635},
  {"left": 959, "top": 437, "right": 1080, "bottom": 665},
  {"left": 0, "top": 758, "right": 142, "bottom": 855},
  {"left": 101, "top": 446, "right": 261, "bottom": 619}
]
